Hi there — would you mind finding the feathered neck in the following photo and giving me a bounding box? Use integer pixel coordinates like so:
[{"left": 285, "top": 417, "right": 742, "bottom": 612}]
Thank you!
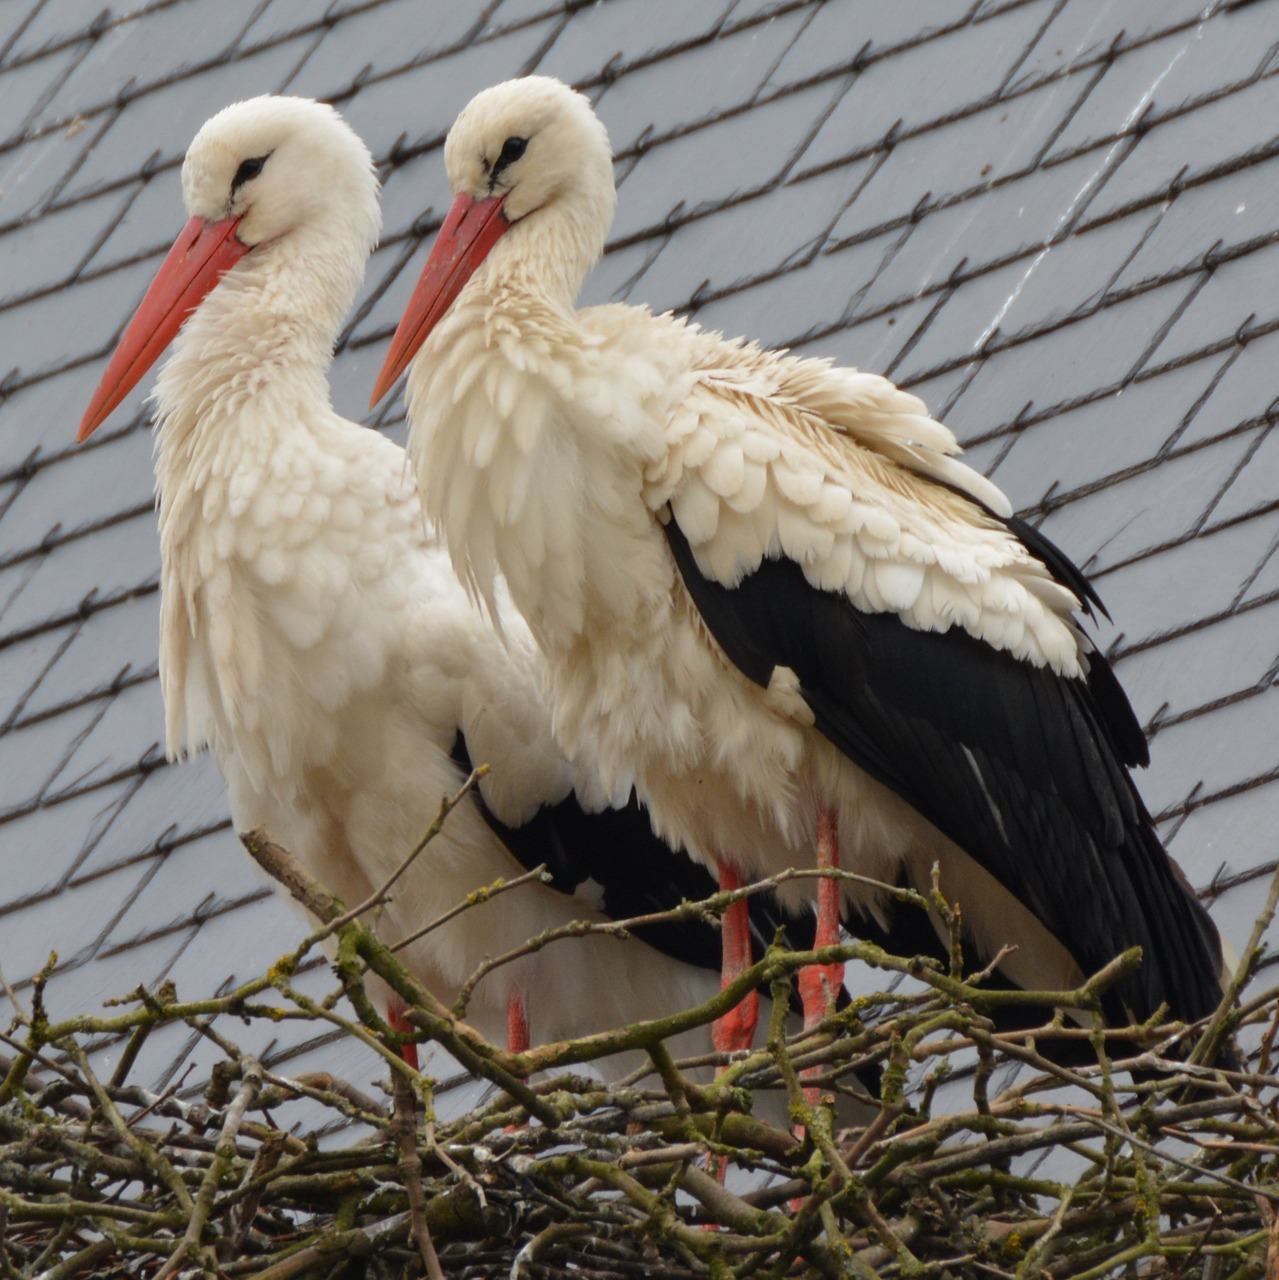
[
  {"left": 151, "top": 225, "right": 358, "bottom": 497},
  {"left": 478, "top": 185, "right": 611, "bottom": 316}
]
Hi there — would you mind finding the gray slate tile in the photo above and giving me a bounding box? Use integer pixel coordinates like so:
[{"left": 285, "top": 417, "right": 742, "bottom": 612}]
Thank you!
[
  {"left": 0, "top": 623, "right": 72, "bottom": 728},
  {"left": 46, "top": 674, "right": 164, "bottom": 795},
  {"left": 60, "top": 36, "right": 311, "bottom": 201},
  {"left": 238, "top": 0, "right": 327, "bottom": 48},
  {"left": 798, "top": 2, "right": 1055, "bottom": 175},
  {"left": 1060, "top": 427, "right": 1268, "bottom": 574},
  {"left": 1107, "top": 160, "right": 1279, "bottom": 295},
  {"left": 0, "top": 433, "right": 154, "bottom": 558},
  {"left": 0, "top": 40, "right": 86, "bottom": 144},
  {"left": 845, "top": 147, "right": 1120, "bottom": 313},
  {"left": 577, "top": 236, "right": 669, "bottom": 307},
  {"left": 1120, "top": 597, "right": 1279, "bottom": 729},
  {"left": 825, "top": 69, "right": 1102, "bottom": 247},
  {"left": 29, "top": 1, "right": 256, "bottom": 134},
  {"left": 0, "top": 697, "right": 103, "bottom": 817},
  {"left": 764, "top": 0, "right": 977, "bottom": 89},
  {"left": 1138, "top": 686, "right": 1279, "bottom": 820},
  {"left": 7, "top": 5, "right": 131, "bottom": 69},
  {"left": 1046, "top": 25, "right": 1214, "bottom": 159},
  {"left": 609, "top": 75, "right": 848, "bottom": 243},
  {"left": 292, "top": 0, "right": 491, "bottom": 105},
  {"left": 0, "top": 184, "right": 132, "bottom": 306},
  {"left": 594, "top": 8, "right": 811, "bottom": 156},
  {"left": 988, "top": 358, "right": 1223, "bottom": 501},
  {"left": 0, "top": 3, "right": 50, "bottom": 66},
  {"left": 1182, "top": 331, "right": 1279, "bottom": 449},
  {"left": 489, "top": 0, "right": 563, "bottom": 30},
  {"left": 1167, "top": 782, "right": 1279, "bottom": 930},
  {"left": 3, "top": 244, "right": 157, "bottom": 383},
  {"left": 1076, "top": 74, "right": 1279, "bottom": 225},
  {"left": 0, "top": 516, "right": 159, "bottom": 642},
  {"left": 325, "top": 18, "right": 556, "bottom": 163},
  {"left": 1148, "top": 239, "right": 1279, "bottom": 367},
  {"left": 1091, "top": 506, "right": 1279, "bottom": 641},
  {"left": 688, "top": 224, "right": 897, "bottom": 348},
  {"left": 1209, "top": 423, "right": 1279, "bottom": 527},
  {"left": 1008, "top": 0, "right": 1130, "bottom": 88},
  {"left": 535, "top": 0, "right": 737, "bottom": 88},
  {"left": 1239, "top": 537, "right": 1279, "bottom": 608},
  {"left": 949, "top": 275, "right": 1200, "bottom": 431},
  {"left": 0, "top": 375, "right": 146, "bottom": 480},
  {"left": 814, "top": 293, "right": 943, "bottom": 380},
  {"left": 982, "top": 212, "right": 1161, "bottom": 343},
  {"left": 1128, "top": 0, "right": 1279, "bottom": 116},
  {"left": 0, "top": 108, "right": 109, "bottom": 222},
  {"left": 20, "top": 593, "right": 158, "bottom": 725},
  {"left": 79, "top": 173, "right": 172, "bottom": 274},
  {"left": 0, "top": 855, "right": 159, "bottom": 986},
  {"left": 73, "top": 754, "right": 229, "bottom": 880},
  {"left": 632, "top": 160, "right": 868, "bottom": 317},
  {"left": 0, "top": 777, "right": 138, "bottom": 900}
]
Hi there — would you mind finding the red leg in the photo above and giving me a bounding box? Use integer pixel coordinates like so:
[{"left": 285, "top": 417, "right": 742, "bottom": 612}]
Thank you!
[
  {"left": 798, "top": 807, "right": 843, "bottom": 1030},
  {"left": 711, "top": 860, "right": 760, "bottom": 1059},
  {"left": 707, "top": 859, "right": 759, "bottom": 1190},
  {"left": 798, "top": 807, "right": 843, "bottom": 1105},
  {"left": 507, "top": 989, "right": 530, "bottom": 1054},
  {"left": 386, "top": 996, "right": 420, "bottom": 1071}
]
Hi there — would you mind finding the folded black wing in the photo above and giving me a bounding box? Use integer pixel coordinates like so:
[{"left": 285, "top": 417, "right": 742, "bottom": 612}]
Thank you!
[
  {"left": 663, "top": 514, "right": 1224, "bottom": 1028},
  {"left": 451, "top": 732, "right": 802, "bottom": 974}
]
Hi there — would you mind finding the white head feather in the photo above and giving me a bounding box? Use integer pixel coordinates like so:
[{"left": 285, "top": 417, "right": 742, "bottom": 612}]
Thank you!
[{"left": 443, "top": 76, "right": 615, "bottom": 307}]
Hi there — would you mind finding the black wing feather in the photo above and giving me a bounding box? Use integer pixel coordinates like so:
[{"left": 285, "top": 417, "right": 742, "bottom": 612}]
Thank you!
[
  {"left": 663, "top": 515, "right": 1224, "bottom": 1028},
  {"left": 1003, "top": 514, "right": 1149, "bottom": 769},
  {"left": 450, "top": 732, "right": 805, "bottom": 975}
]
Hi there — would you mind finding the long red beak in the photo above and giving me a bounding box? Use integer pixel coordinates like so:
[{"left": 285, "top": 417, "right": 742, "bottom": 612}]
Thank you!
[
  {"left": 369, "top": 192, "right": 510, "bottom": 408},
  {"left": 77, "top": 214, "right": 248, "bottom": 442}
]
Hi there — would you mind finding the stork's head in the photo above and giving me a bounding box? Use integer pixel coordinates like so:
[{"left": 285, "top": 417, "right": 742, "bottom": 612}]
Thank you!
[
  {"left": 370, "top": 76, "right": 615, "bottom": 407},
  {"left": 443, "top": 75, "right": 614, "bottom": 232},
  {"left": 79, "top": 95, "right": 379, "bottom": 441},
  {"left": 181, "top": 95, "right": 378, "bottom": 251}
]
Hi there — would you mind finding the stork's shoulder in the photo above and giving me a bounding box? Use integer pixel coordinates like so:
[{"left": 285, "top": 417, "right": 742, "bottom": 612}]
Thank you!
[
  {"left": 647, "top": 327, "right": 1007, "bottom": 510},
  {"left": 644, "top": 327, "right": 1088, "bottom": 675}
]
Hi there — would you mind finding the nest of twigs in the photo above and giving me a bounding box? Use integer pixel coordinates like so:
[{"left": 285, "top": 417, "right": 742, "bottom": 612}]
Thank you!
[{"left": 3, "top": 782, "right": 1278, "bottom": 1279}]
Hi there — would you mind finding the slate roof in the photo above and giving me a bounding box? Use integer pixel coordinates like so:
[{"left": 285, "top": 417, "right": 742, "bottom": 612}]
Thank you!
[{"left": 2, "top": 0, "right": 1277, "bottom": 1097}]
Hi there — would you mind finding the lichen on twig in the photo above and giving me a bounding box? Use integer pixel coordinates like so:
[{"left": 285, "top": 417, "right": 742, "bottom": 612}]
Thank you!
[{"left": 1, "top": 784, "right": 1274, "bottom": 1279}]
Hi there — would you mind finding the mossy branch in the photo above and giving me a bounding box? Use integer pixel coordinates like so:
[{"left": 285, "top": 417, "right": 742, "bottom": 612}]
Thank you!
[{"left": 0, "top": 807, "right": 1270, "bottom": 1279}]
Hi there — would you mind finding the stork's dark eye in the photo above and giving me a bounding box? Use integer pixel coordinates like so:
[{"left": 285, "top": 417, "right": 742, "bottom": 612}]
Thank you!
[
  {"left": 231, "top": 154, "right": 269, "bottom": 193},
  {"left": 492, "top": 136, "right": 528, "bottom": 179}
]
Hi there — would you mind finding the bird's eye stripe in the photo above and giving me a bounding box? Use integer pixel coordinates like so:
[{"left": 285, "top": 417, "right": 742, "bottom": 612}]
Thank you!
[
  {"left": 491, "top": 136, "right": 528, "bottom": 181},
  {"left": 231, "top": 154, "right": 270, "bottom": 193}
]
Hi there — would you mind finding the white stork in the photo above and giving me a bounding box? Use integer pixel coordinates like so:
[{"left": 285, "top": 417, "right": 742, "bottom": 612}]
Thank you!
[
  {"left": 76, "top": 95, "right": 812, "bottom": 1078},
  {"left": 370, "top": 75, "right": 1231, "bottom": 1059}
]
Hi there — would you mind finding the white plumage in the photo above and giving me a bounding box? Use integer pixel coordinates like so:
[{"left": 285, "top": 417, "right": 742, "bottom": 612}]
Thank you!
[
  {"left": 374, "top": 75, "right": 1229, "bottom": 1051},
  {"left": 77, "top": 95, "right": 775, "bottom": 1075}
]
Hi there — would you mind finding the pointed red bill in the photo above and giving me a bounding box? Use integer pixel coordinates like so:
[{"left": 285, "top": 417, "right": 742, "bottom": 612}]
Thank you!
[
  {"left": 77, "top": 214, "right": 248, "bottom": 442},
  {"left": 369, "top": 192, "right": 510, "bottom": 408}
]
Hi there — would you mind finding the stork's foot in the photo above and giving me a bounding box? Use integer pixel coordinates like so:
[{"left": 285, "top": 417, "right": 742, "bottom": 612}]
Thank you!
[{"left": 386, "top": 996, "right": 420, "bottom": 1071}]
